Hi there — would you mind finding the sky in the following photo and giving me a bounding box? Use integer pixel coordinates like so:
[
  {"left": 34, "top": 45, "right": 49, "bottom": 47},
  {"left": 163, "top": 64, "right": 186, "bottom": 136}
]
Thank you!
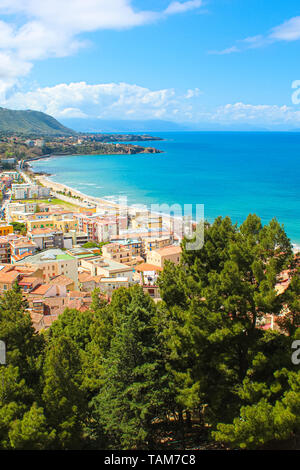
[{"left": 1, "top": 0, "right": 300, "bottom": 129}]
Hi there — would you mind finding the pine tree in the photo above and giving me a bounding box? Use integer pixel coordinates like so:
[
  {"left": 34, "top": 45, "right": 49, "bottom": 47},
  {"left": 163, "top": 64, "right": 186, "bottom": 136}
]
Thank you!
[
  {"left": 92, "top": 285, "right": 171, "bottom": 449},
  {"left": 42, "top": 336, "right": 86, "bottom": 449}
]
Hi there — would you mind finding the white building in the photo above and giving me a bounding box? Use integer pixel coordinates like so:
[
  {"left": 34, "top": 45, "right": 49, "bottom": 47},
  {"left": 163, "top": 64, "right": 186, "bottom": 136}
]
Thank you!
[{"left": 12, "top": 184, "right": 50, "bottom": 200}]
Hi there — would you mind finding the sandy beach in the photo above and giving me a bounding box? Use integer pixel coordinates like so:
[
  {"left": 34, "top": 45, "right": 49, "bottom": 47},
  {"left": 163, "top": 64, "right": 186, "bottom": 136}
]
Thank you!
[
  {"left": 31, "top": 172, "right": 188, "bottom": 239},
  {"left": 29, "top": 168, "right": 299, "bottom": 254}
]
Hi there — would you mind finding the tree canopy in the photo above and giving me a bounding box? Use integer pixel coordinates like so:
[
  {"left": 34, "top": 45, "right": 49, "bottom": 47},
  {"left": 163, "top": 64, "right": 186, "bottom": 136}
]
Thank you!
[{"left": 0, "top": 215, "right": 298, "bottom": 449}]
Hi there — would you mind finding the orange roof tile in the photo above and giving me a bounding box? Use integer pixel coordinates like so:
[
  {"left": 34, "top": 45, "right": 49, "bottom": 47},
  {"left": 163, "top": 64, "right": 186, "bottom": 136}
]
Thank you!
[
  {"left": 135, "top": 263, "right": 163, "bottom": 272},
  {"left": 18, "top": 276, "right": 40, "bottom": 285},
  {"left": 48, "top": 275, "right": 74, "bottom": 286},
  {"left": 155, "top": 245, "right": 182, "bottom": 256},
  {"left": 0, "top": 271, "right": 19, "bottom": 283},
  {"left": 30, "top": 284, "right": 52, "bottom": 295}
]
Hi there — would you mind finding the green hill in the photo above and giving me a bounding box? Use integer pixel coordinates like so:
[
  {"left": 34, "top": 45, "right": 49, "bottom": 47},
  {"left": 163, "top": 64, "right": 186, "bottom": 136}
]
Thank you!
[{"left": 0, "top": 107, "right": 76, "bottom": 136}]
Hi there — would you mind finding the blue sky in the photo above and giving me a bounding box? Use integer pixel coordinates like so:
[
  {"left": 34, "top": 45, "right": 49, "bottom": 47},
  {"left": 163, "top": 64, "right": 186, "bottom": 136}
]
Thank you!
[{"left": 1, "top": 0, "right": 300, "bottom": 129}]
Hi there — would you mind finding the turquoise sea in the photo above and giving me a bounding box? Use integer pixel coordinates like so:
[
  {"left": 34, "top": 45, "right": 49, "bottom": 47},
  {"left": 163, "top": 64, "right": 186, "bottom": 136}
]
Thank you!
[{"left": 31, "top": 132, "right": 300, "bottom": 247}]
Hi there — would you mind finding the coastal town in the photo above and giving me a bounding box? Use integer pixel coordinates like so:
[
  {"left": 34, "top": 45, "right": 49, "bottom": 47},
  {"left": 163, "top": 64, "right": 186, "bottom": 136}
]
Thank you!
[
  {"left": 0, "top": 0, "right": 299, "bottom": 452},
  {"left": 0, "top": 158, "right": 298, "bottom": 336},
  {"left": 0, "top": 159, "right": 184, "bottom": 332}
]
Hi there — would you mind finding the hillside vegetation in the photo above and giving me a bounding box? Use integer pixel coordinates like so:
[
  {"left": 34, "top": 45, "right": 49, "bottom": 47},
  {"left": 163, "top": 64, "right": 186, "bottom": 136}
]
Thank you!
[{"left": 0, "top": 107, "right": 76, "bottom": 136}]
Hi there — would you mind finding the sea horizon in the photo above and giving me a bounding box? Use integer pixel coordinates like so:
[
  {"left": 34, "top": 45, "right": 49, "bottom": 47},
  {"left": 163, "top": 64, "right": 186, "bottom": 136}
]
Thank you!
[{"left": 30, "top": 131, "right": 300, "bottom": 248}]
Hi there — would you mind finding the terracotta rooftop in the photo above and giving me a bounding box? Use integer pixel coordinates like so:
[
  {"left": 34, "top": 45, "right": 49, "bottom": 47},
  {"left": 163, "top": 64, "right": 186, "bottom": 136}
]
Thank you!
[
  {"left": 135, "top": 263, "right": 163, "bottom": 272},
  {"left": 78, "top": 272, "right": 94, "bottom": 283},
  {"left": 155, "top": 245, "right": 182, "bottom": 256},
  {"left": 30, "top": 284, "right": 52, "bottom": 295},
  {"left": 12, "top": 253, "right": 32, "bottom": 262},
  {"left": 0, "top": 271, "right": 19, "bottom": 282},
  {"left": 30, "top": 228, "right": 57, "bottom": 235},
  {"left": 68, "top": 291, "right": 91, "bottom": 298},
  {"left": 49, "top": 274, "right": 74, "bottom": 286},
  {"left": 10, "top": 239, "right": 36, "bottom": 248},
  {"left": 18, "top": 276, "right": 40, "bottom": 286}
]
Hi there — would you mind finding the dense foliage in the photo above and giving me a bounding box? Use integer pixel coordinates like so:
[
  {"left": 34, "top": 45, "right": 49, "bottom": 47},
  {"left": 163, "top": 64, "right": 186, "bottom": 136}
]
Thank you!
[
  {"left": 0, "top": 107, "right": 75, "bottom": 136},
  {"left": 0, "top": 214, "right": 299, "bottom": 450}
]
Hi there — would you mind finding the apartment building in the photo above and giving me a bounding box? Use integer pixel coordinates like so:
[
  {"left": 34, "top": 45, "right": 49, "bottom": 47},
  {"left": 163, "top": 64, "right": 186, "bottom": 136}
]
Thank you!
[
  {"left": 11, "top": 183, "right": 50, "bottom": 200},
  {"left": 81, "top": 257, "right": 133, "bottom": 280},
  {"left": 9, "top": 236, "right": 38, "bottom": 263},
  {"left": 7, "top": 202, "right": 37, "bottom": 221},
  {"left": 0, "top": 237, "right": 11, "bottom": 263},
  {"left": 102, "top": 243, "right": 133, "bottom": 264},
  {"left": 131, "top": 214, "right": 163, "bottom": 231},
  {"left": 28, "top": 228, "right": 64, "bottom": 250},
  {"left": 16, "top": 248, "right": 78, "bottom": 288},
  {"left": 146, "top": 245, "right": 182, "bottom": 268},
  {"left": 143, "top": 236, "right": 174, "bottom": 253},
  {"left": 109, "top": 238, "right": 144, "bottom": 257},
  {"left": 75, "top": 214, "right": 119, "bottom": 242},
  {"left": 98, "top": 277, "right": 130, "bottom": 297},
  {"left": 27, "top": 216, "right": 77, "bottom": 233},
  {"left": 0, "top": 223, "right": 13, "bottom": 236}
]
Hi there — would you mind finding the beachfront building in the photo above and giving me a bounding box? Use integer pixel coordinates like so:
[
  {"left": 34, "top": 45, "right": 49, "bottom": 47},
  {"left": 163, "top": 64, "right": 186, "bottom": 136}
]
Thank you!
[
  {"left": 1, "top": 171, "right": 21, "bottom": 182},
  {"left": 11, "top": 183, "right": 50, "bottom": 200},
  {"left": 146, "top": 245, "right": 182, "bottom": 268},
  {"left": 6, "top": 202, "right": 37, "bottom": 221},
  {"left": 74, "top": 213, "right": 120, "bottom": 242}
]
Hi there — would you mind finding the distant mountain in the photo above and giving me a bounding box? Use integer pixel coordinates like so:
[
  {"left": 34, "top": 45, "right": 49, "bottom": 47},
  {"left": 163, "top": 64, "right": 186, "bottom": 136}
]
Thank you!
[
  {"left": 60, "top": 118, "right": 191, "bottom": 133},
  {"left": 58, "top": 118, "right": 276, "bottom": 133},
  {"left": 0, "top": 107, "right": 76, "bottom": 136}
]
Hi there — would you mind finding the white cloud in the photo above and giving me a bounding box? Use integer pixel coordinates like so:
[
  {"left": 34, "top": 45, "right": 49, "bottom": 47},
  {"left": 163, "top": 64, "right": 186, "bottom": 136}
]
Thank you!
[
  {"left": 212, "top": 15, "right": 300, "bottom": 54},
  {"left": 270, "top": 16, "right": 300, "bottom": 41},
  {"left": 5, "top": 80, "right": 300, "bottom": 128},
  {"left": 0, "top": 0, "right": 203, "bottom": 91},
  {"left": 208, "top": 46, "right": 240, "bottom": 55},
  {"left": 210, "top": 102, "right": 300, "bottom": 125},
  {"left": 3, "top": 81, "right": 202, "bottom": 121},
  {"left": 185, "top": 88, "right": 202, "bottom": 98},
  {"left": 164, "top": 0, "right": 202, "bottom": 15}
]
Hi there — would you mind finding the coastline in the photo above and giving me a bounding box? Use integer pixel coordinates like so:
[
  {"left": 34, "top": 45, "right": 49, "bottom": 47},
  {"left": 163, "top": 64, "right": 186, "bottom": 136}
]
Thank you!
[
  {"left": 31, "top": 171, "right": 186, "bottom": 237},
  {"left": 29, "top": 164, "right": 300, "bottom": 254},
  {"left": 23, "top": 141, "right": 163, "bottom": 165}
]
